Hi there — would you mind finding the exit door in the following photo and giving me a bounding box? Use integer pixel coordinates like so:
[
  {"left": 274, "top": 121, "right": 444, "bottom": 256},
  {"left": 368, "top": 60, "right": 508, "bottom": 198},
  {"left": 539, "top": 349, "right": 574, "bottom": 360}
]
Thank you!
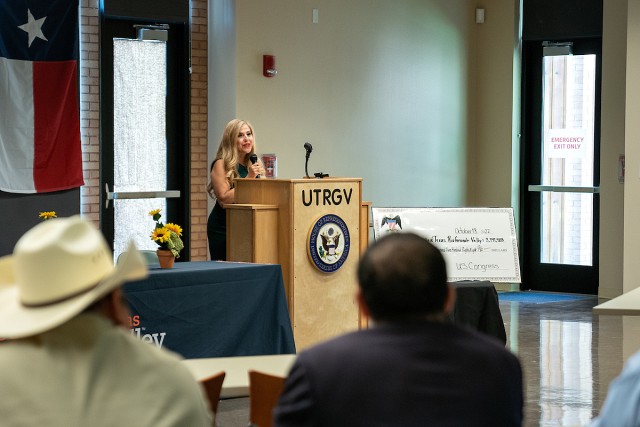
[
  {"left": 100, "top": 17, "right": 190, "bottom": 259},
  {"left": 521, "top": 39, "right": 601, "bottom": 294}
]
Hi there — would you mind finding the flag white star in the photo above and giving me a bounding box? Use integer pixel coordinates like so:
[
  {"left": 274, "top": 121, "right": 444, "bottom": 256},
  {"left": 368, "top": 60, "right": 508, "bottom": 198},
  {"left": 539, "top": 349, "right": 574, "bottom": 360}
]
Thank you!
[{"left": 18, "top": 9, "right": 48, "bottom": 48}]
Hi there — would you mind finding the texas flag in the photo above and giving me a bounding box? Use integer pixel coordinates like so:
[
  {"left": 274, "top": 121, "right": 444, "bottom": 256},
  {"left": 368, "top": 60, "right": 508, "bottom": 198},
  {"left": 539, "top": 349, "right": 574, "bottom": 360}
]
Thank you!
[{"left": 0, "top": 0, "right": 83, "bottom": 193}]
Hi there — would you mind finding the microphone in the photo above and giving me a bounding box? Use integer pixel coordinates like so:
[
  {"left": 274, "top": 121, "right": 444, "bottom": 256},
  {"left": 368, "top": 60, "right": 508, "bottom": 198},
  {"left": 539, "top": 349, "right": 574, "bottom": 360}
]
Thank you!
[
  {"left": 249, "top": 154, "right": 260, "bottom": 178},
  {"left": 304, "top": 142, "right": 313, "bottom": 159}
]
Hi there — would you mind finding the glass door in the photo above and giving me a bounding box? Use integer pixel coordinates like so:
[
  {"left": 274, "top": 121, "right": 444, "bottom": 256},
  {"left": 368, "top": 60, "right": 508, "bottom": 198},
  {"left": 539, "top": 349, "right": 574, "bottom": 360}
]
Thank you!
[
  {"left": 109, "top": 36, "right": 176, "bottom": 258},
  {"left": 100, "top": 17, "right": 190, "bottom": 260},
  {"left": 521, "top": 39, "right": 601, "bottom": 294}
]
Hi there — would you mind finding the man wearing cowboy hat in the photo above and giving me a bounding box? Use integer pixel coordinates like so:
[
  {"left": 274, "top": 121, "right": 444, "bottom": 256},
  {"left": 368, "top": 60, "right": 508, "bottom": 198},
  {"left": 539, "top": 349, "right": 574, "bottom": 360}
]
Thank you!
[{"left": 0, "top": 216, "right": 212, "bottom": 426}]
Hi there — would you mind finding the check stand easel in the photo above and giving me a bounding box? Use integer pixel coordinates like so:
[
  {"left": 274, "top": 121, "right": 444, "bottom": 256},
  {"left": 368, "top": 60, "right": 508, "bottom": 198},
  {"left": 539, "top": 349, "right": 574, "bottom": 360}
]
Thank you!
[{"left": 226, "top": 178, "right": 370, "bottom": 350}]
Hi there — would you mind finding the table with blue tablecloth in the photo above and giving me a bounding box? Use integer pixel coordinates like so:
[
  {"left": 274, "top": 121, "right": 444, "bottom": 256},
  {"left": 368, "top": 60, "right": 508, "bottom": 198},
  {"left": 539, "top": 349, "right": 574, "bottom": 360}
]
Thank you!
[{"left": 122, "top": 261, "right": 296, "bottom": 359}]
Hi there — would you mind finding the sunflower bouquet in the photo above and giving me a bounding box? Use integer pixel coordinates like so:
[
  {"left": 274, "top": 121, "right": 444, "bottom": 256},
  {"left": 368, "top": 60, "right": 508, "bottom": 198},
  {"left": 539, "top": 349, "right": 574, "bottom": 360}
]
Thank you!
[{"left": 149, "top": 209, "right": 184, "bottom": 258}]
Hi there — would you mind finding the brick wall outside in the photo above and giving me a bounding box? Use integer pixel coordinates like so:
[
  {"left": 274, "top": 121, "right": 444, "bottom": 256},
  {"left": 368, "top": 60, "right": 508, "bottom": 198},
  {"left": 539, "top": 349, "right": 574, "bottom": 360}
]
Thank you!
[{"left": 79, "top": 0, "right": 209, "bottom": 260}]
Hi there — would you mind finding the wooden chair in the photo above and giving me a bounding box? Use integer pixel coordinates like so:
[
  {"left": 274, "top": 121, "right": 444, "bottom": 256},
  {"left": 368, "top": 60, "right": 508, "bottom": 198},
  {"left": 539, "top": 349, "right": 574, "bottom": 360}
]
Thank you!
[
  {"left": 199, "top": 371, "right": 226, "bottom": 425},
  {"left": 248, "top": 370, "right": 286, "bottom": 427}
]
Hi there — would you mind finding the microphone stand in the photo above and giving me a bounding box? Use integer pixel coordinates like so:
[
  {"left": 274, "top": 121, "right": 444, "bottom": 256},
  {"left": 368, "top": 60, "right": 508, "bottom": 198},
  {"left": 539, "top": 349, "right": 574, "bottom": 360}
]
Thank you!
[
  {"left": 303, "top": 143, "right": 328, "bottom": 178},
  {"left": 305, "top": 151, "right": 311, "bottom": 179}
]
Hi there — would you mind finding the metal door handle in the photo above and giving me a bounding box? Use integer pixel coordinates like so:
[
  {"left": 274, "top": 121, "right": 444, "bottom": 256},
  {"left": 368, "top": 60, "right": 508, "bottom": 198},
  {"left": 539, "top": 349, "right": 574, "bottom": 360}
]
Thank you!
[
  {"left": 105, "top": 183, "right": 181, "bottom": 208},
  {"left": 528, "top": 185, "right": 600, "bottom": 194}
]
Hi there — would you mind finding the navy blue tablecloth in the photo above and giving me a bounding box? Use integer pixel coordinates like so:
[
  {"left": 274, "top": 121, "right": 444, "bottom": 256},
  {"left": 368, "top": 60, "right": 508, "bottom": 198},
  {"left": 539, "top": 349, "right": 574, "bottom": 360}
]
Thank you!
[{"left": 123, "top": 261, "right": 296, "bottom": 359}]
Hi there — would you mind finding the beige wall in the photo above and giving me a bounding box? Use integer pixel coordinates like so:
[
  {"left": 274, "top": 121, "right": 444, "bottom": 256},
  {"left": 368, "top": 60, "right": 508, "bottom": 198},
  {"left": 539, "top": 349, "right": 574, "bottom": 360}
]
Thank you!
[
  {"left": 232, "top": 0, "right": 474, "bottom": 208},
  {"left": 600, "top": 0, "right": 627, "bottom": 298},
  {"left": 624, "top": 0, "right": 640, "bottom": 294},
  {"left": 469, "top": 0, "right": 519, "bottom": 209},
  {"left": 593, "top": 0, "right": 630, "bottom": 387},
  {"left": 209, "top": 0, "right": 628, "bottom": 297}
]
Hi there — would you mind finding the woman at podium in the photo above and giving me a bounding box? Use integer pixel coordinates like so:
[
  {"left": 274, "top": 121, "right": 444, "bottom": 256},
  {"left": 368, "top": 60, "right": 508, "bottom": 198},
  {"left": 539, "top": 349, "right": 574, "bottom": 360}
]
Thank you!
[{"left": 207, "top": 119, "right": 265, "bottom": 260}]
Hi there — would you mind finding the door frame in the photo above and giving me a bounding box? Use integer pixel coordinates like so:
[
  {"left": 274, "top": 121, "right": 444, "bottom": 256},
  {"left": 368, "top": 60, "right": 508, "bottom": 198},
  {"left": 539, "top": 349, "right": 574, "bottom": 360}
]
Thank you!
[
  {"left": 519, "top": 37, "right": 602, "bottom": 294},
  {"left": 99, "top": 14, "right": 191, "bottom": 258}
]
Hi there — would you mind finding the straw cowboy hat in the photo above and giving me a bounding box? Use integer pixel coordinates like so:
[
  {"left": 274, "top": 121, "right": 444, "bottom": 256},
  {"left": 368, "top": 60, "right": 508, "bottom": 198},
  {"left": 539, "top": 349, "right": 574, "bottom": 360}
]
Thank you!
[{"left": 0, "top": 216, "right": 148, "bottom": 339}]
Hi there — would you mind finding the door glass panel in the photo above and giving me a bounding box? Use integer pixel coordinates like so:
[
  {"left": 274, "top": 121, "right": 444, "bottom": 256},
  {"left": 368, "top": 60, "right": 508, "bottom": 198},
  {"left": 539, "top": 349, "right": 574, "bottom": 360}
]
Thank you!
[
  {"left": 113, "top": 38, "right": 167, "bottom": 259},
  {"left": 541, "top": 54, "right": 596, "bottom": 266}
]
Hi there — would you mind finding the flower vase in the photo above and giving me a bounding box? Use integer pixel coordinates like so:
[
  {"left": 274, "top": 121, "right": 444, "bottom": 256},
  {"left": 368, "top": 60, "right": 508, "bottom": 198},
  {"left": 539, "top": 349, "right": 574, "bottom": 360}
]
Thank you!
[{"left": 156, "top": 249, "right": 175, "bottom": 269}]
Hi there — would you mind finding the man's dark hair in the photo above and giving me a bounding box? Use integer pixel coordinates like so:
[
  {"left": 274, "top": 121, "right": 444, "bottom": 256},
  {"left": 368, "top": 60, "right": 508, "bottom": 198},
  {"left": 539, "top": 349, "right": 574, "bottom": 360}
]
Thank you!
[{"left": 357, "top": 232, "right": 448, "bottom": 321}]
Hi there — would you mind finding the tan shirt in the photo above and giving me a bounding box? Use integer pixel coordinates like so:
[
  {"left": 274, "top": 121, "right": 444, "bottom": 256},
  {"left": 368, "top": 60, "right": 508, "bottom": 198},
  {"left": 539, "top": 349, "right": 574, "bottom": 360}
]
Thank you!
[{"left": 0, "top": 313, "right": 212, "bottom": 426}]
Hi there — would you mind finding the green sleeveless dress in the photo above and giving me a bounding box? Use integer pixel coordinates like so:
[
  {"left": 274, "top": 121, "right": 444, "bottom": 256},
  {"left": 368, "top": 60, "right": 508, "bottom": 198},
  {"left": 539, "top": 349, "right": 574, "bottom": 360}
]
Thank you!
[{"left": 207, "top": 162, "right": 248, "bottom": 260}]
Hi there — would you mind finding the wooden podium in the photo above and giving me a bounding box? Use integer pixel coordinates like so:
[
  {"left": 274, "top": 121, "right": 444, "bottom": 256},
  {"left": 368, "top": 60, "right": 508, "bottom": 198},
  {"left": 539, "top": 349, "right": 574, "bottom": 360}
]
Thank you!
[{"left": 226, "top": 178, "right": 369, "bottom": 350}]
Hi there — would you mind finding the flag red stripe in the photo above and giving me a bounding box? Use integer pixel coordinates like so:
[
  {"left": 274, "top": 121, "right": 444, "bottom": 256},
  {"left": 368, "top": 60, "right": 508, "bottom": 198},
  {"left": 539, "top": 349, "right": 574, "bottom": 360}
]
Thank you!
[{"left": 32, "top": 61, "right": 84, "bottom": 192}]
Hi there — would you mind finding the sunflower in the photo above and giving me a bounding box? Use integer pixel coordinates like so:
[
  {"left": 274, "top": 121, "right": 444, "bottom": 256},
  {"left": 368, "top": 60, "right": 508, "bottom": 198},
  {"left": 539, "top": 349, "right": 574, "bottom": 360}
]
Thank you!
[
  {"left": 165, "top": 223, "right": 183, "bottom": 237},
  {"left": 151, "top": 227, "right": 171, "bottom": 243},
  {"left": 148, "top": 209, "right": 162, "bottom": 222},
  {"left": 39, "top": 211, "right": 57, "bottom": 220}
]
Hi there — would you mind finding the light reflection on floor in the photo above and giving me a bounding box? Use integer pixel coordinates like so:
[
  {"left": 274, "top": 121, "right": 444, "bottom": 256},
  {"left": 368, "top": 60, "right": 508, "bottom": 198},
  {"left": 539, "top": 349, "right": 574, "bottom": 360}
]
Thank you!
[{"left": 500, "top": 296, "right": 634, "bottom": 427}]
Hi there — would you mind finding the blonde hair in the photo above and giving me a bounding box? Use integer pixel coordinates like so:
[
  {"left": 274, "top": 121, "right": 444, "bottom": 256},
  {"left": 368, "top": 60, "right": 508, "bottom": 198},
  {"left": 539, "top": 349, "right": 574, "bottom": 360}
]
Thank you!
[{"left": 207, "top": 119, "right": 257, "bottom": 198}]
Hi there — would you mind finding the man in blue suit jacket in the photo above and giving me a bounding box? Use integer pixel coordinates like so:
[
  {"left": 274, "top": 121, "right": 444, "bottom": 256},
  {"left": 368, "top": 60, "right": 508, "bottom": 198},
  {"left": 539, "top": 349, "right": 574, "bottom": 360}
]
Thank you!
[{"left": 274, "top": 232, "right": 523, "bottom": 427}]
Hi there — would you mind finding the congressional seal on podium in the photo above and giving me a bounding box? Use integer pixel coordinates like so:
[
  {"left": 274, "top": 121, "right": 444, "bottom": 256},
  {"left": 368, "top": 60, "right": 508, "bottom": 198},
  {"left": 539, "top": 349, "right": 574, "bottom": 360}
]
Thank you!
[{"left": 307, "top": 214, "right": 350, "bottom": 273}]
